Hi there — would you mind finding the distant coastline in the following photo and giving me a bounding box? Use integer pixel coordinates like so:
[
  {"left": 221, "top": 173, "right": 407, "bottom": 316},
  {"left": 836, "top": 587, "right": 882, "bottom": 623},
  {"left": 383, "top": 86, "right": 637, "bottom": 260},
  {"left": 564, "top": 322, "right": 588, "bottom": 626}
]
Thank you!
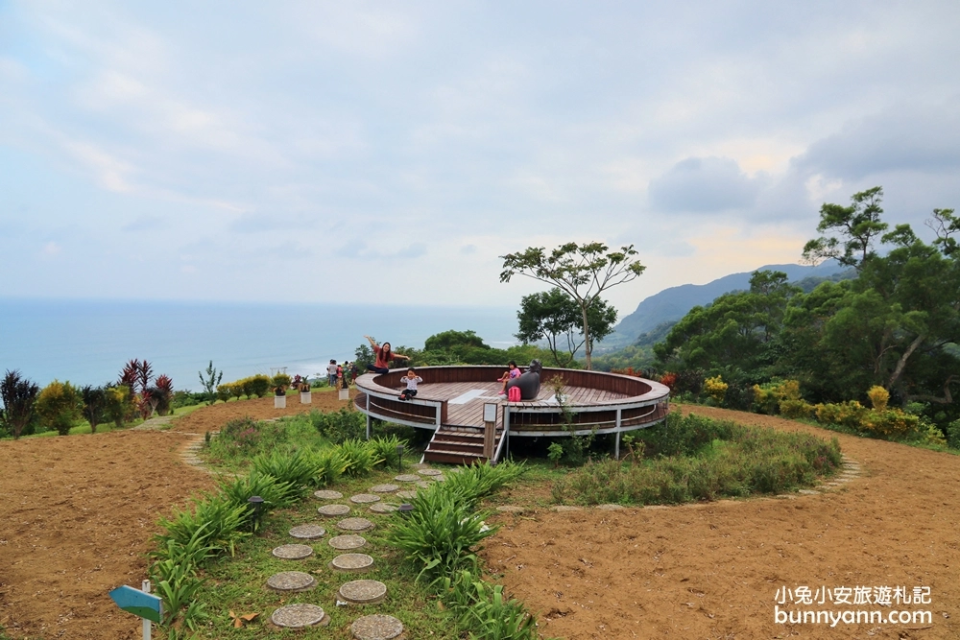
[{"left": 0, "top": 298, "right": 518, "bottom": 391}]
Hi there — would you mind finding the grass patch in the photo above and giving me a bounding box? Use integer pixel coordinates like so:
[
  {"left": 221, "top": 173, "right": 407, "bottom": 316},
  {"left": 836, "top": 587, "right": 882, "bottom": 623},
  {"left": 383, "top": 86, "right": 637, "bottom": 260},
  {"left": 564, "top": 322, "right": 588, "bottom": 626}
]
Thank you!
[{"left": 551, "top": 412, "right": 842, "bottom": 505}]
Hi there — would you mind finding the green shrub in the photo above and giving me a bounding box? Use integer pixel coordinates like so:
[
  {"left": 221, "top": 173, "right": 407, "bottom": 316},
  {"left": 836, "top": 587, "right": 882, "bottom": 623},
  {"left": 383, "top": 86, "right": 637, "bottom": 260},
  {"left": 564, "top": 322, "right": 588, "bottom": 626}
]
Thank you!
[
  {"left": 436, "top": 569, "right": 539, "bottom": 640},
  {"left": 441, "top": 461, "right": 526, "bottom": 510},
  {"left": 156, "top": 494, "right": 249, "bottom": 558},
  {"left": 634, "top": 411, "right": 734, "bottom": 457},
  {"left": 216, "top": 384, "right": 233, "bottom": 403},
  {"left": 337, "top": 439, "right": 385, "bottom": 476},
  {"left": 552, "top": 415, "right": 841, "bottom": 505},
  {"left": 36, "top": 380, "right": 83, "bottom": 435},
  {"left": 315, "top": 448, "right": 349, "bottom": 486},
  {"left": 219, "top": 472, "right": 299, "bottom": 511},
  {"left": 104, "top": 384, "right": 131, "bottom": 428},
  {"left": 387, "top": 484, "right": 496, "bottom": 581},
  {"left": 309, "top": 407, "right": 365, "bottom": 444},
  {"left": 251, "top": 449, "right": 319, "bottom": 495},
  {"left": 368, "top": 434, "right": 407, "bottom": 468}
]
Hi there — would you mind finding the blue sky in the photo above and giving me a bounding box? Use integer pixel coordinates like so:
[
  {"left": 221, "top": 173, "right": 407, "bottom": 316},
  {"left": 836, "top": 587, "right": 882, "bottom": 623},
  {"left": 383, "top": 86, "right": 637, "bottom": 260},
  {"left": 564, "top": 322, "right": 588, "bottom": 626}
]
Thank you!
[{"left": 2, "top": 1, "right": 959, "bottom": 315}]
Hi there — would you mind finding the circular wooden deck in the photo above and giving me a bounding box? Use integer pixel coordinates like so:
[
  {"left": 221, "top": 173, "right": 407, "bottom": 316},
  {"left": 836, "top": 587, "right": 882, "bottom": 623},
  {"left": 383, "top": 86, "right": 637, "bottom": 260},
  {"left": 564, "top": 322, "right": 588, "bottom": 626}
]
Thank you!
[{"left": 353, "top": 365, "right": 669, "bottom": 440}]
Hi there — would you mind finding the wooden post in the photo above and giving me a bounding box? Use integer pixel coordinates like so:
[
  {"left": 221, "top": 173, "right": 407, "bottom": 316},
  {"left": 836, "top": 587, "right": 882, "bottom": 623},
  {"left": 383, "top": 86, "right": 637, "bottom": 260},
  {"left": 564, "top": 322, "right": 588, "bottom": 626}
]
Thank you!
[{"left": 482, "top": 403, "right": 497, "bottom": 462}]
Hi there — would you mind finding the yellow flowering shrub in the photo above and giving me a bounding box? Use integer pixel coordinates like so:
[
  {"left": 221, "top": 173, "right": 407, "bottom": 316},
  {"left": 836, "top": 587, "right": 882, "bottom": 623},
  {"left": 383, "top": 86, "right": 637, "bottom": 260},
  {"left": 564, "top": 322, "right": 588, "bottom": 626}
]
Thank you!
[
  {"left": 752, "top": 379, "right": 803, "bottom": 415},
  {"left": 866, "top": 386, "right": 890, "bottom": 411},
  {"left": 704, "top": 375, "right": 728, "bottom": 406}
]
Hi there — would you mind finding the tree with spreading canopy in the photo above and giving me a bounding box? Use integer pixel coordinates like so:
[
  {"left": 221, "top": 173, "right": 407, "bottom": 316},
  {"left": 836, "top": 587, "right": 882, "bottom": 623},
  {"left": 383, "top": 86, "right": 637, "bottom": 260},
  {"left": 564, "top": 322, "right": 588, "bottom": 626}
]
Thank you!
[
  {"left": 515, "top": 288, "right": 617, "bottom": 367},
  {"left": 500, "top": 242, "right": 645, "bottom": 369}
]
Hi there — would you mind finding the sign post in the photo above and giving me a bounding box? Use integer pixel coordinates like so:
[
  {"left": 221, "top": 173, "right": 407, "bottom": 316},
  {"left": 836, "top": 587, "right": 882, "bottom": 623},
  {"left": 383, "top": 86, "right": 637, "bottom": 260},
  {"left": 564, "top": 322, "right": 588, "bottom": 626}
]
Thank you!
[{"left": 109, "top": 580, "right": 162, "bottom": 640}]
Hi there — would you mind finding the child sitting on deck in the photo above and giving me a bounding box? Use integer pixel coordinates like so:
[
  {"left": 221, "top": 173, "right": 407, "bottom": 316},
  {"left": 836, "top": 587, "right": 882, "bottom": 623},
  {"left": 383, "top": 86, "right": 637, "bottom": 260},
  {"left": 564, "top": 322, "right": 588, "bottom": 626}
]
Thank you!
[
  {"left": 399, "top": 368, "right": 422, "bottom": 401},
  {"left": 497, "top": 361, "right": 521, "bottom": 397}
]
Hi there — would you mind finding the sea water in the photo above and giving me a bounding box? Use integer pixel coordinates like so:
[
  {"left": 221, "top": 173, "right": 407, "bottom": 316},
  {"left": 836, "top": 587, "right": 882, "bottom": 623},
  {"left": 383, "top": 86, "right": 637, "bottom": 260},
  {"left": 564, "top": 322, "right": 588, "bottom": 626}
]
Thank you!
[{"left": 0, "top": 298, "right": 519, "bottom": 391}]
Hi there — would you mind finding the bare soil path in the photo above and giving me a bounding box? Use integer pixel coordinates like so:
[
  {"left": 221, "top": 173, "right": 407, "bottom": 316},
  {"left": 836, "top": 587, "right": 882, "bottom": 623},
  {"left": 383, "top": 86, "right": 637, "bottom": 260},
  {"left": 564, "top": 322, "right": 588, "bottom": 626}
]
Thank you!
[
  {"left": 0, "top": 391, "right": 351, "bottom": 639},
  {"left": 2, "top": 399, "right": 958, "bottom": 639},
  {"left": 484, "top": 405, "right": 960, "bottom": 640}
]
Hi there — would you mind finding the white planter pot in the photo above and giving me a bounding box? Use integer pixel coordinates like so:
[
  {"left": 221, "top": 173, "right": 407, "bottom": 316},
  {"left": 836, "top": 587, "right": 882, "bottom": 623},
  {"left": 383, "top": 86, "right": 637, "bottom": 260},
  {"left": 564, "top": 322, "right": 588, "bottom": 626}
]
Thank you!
[
  {"left": 274, "top": 395, "right": 286, "bottom": 409},
  {"left": 300, "top": 391, "right": 311, "bottom": 404},
  {"left": 338, "top": 388, "right": 350, "bottom": 401}
]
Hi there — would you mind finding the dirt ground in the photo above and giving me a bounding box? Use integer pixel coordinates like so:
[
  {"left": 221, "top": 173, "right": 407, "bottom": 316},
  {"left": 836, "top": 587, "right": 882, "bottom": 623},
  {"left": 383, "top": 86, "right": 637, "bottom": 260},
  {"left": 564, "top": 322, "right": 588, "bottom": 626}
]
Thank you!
[
  {"left": 485, "top": 406, "right": 960, "bottom": 640},
  {"left": 0, "top": 390, "right": 351, "bottom": 639},
  {"left": 1, "top": 397, "right": 958, "bottom": 639}
]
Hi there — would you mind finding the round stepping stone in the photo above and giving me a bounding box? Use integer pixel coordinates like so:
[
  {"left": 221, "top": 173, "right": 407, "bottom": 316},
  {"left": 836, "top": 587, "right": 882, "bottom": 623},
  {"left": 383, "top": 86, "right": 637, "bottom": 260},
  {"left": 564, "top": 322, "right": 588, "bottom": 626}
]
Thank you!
[
  {"left": 369, "top": 484, "right": 400, "bottom": 493},
  {"left": 415, "top": 481, "right": 433, "bottom": 489},
  {"left": 431, "top": 475, "right": 446, "bottom": 482},
  {"left": 338, "top": 517, "right": 375, "bottom": 532},
  {"left": 330, "top": 553, "right": 375, "bottom": 572},
  {"left": 369, "top": 503, "right": 397, "bottom": 514},
  {"left": 314, "top": 490, "right": 343, "bottom": 500},
  {"left": 596, "top": 503, "right": 625, "bottom": 511},
  {"left": 396, "top": 490, "right": 417, "bottom": 500},
  {"left": 339, "top": 579, "right": 387, "bottom": 605},
  {"left": 318, "top": 504, "right": 351, "bottom": 517},
  {"left": 350, "top": 493, "right": 381, "bottom": 504},
  {"left": 329, "top": 534, "right": 367, "bottom": 550},
  {"left": 394, "top": 474, "right": 420, "bottom": 482},
  {"left": 352, "top": 614, "right": 404, "bottom": 640},
  {"left": 272, "top": 544, "right": 314, "bottom": 560},
  {"left": 289, "top": 524, "right": 326, "bottom": 540},
  {"left": 271, "top": 603, "right": 327, "bottom": 628},
  {"left": 350, "top": 615, "right": 403, "bottom": 640},
  {"left": 417, "top": 468, "right": 442, "bottom": 476},
  {"left": 267, "top": 571, "right": 316, "bottom": 592}
]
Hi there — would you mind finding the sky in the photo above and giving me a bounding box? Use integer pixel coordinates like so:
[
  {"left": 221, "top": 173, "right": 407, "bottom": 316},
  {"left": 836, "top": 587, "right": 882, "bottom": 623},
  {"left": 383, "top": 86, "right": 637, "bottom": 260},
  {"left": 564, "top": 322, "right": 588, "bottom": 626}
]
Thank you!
[{"left": 2, "top": 1, "right": 959, "bottom": 316}]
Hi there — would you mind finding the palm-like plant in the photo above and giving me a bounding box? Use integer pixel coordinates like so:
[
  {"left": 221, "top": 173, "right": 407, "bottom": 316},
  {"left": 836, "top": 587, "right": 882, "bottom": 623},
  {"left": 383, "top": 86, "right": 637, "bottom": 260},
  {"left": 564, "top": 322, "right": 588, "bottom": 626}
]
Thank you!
[{"left": 1, "top": 370, "right": 40, "bottom": 439}]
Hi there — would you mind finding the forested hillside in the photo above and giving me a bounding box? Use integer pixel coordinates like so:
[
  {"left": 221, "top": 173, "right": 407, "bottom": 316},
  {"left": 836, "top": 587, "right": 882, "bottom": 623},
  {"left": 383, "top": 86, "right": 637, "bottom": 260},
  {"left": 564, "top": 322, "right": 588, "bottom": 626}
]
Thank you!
[{"left": 652, "top": 188, "right": 959, "bottom": 431}]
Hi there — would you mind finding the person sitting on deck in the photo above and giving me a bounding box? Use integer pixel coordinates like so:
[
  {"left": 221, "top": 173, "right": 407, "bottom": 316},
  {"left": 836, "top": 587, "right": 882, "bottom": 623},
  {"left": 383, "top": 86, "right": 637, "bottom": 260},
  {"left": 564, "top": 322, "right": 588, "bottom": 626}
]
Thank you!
[
  {"left": 364, "top": 335, "right": 410, "bottom": 374},
  {"left": 505, "top": 359, "right": 542, "bottom": 400},
  {"left": 398, "top": 368, "right": 422, "bottom": 401},
  {"left": 497, "top": 361, "right": 521, "bottom": 397}
]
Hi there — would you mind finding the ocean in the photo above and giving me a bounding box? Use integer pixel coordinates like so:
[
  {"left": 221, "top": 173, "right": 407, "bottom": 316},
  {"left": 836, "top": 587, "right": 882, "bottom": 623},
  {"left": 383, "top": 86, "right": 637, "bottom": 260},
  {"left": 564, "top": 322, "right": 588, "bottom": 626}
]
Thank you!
[{"left": 0, "top": 298, "right": 519, "bottom": 392}]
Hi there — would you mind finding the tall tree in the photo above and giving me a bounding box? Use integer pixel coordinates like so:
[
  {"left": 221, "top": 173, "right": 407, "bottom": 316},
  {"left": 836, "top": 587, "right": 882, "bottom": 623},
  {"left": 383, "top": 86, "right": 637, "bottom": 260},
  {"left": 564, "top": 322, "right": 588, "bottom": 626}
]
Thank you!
[
  {"left": 500, "top": 242, "right": 645, "bottom": 369},
  {"left": 802, "top": 186, "right": 888, "bottom": 270},
  {"left": 515, "top": 288, "right": 617, "bottom": 367}
]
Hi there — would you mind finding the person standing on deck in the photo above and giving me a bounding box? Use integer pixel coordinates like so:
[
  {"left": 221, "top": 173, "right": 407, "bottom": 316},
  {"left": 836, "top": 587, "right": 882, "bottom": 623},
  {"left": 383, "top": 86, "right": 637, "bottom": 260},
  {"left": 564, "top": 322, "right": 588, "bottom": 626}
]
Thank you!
[{"left": 364, "top": 335, "right": 410, "bottom": 374}]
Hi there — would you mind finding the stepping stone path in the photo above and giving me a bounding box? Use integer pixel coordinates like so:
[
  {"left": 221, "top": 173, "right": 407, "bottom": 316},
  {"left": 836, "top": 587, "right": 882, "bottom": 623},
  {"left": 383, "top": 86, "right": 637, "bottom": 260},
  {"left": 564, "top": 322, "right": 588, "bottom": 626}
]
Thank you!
[
  {"left": 350, "top": 493, "right": 381, "bottom": 504},
  {"left": 369, "top": 503, "right": 397, "bottom": 514},
  {"left": 352, "top": 614, "right": 404, "bottom": 640},
  {"left": 417, "top": 469, "right": 442, "bottom": 476},
  {"left": 339, "top": 579, "right": 388, "bottom": 605},
  {"left": 329, "top": 534, "right": 367, "bottom": 550},
  {"left": 314, "top": 490, "right": 344, "bottom": 500},
  {"left": 289, "top": 524, "right": 326, "bottom": 540},
  {"left": 267, "top": 571, "right": 316, "bottom": 592},
  {"left": 394, "top": 474, "right": 420, "bottom": 482},
  {"left": 272, "top": 544, "right": 313, "bottom": 560},
  {"left": 369, "top": 484, "right": 399, "bottom": 493},
  {"left": 338, "top": 517, "right": 375, "bottom": 532},
  {"left": 396, "top": 490, "right": 417, "bottom": 500},
  {"left": 318, "top": 504, "right": 352, "bottom": 517},
  {"left": 271, "top": 603, "right": 328, "bottom": 628},
  {"left": 330, "top": 553, "right": 375, "bottom": 573}
]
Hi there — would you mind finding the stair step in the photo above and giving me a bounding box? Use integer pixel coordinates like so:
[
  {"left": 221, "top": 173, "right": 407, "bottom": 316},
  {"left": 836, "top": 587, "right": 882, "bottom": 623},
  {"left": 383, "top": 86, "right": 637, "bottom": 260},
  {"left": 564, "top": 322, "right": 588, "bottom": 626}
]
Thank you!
[{"left": 426, "top": 442, "right": 485, "bottom": 454}]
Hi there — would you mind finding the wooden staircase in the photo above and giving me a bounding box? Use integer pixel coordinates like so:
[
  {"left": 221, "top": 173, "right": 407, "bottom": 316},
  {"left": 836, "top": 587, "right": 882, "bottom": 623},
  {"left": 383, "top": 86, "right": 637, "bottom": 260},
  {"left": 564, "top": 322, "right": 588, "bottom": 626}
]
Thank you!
[{"left": 423, "top": 426, "right": 502, "bottom": 466}]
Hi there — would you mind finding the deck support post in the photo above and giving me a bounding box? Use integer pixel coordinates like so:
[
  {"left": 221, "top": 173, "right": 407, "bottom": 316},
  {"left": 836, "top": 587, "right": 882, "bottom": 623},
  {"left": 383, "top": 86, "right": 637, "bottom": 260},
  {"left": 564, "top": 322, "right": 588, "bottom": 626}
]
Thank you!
[
  {"left": 615, "top": 408, "right": 622, "bottom": 459},
  {"left": 365, "top": 394, "right": 372, "bottom": 440},
  {"left": 503, "top": 406, "right": 511, "bottom": 460}
]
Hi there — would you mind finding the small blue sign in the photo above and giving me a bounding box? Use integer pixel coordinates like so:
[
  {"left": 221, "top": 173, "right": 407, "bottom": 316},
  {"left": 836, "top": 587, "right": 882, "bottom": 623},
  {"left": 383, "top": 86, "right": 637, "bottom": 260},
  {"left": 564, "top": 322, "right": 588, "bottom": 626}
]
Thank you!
[{"left": 109, "top": 585, "right": 163, "bottom": 624}]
